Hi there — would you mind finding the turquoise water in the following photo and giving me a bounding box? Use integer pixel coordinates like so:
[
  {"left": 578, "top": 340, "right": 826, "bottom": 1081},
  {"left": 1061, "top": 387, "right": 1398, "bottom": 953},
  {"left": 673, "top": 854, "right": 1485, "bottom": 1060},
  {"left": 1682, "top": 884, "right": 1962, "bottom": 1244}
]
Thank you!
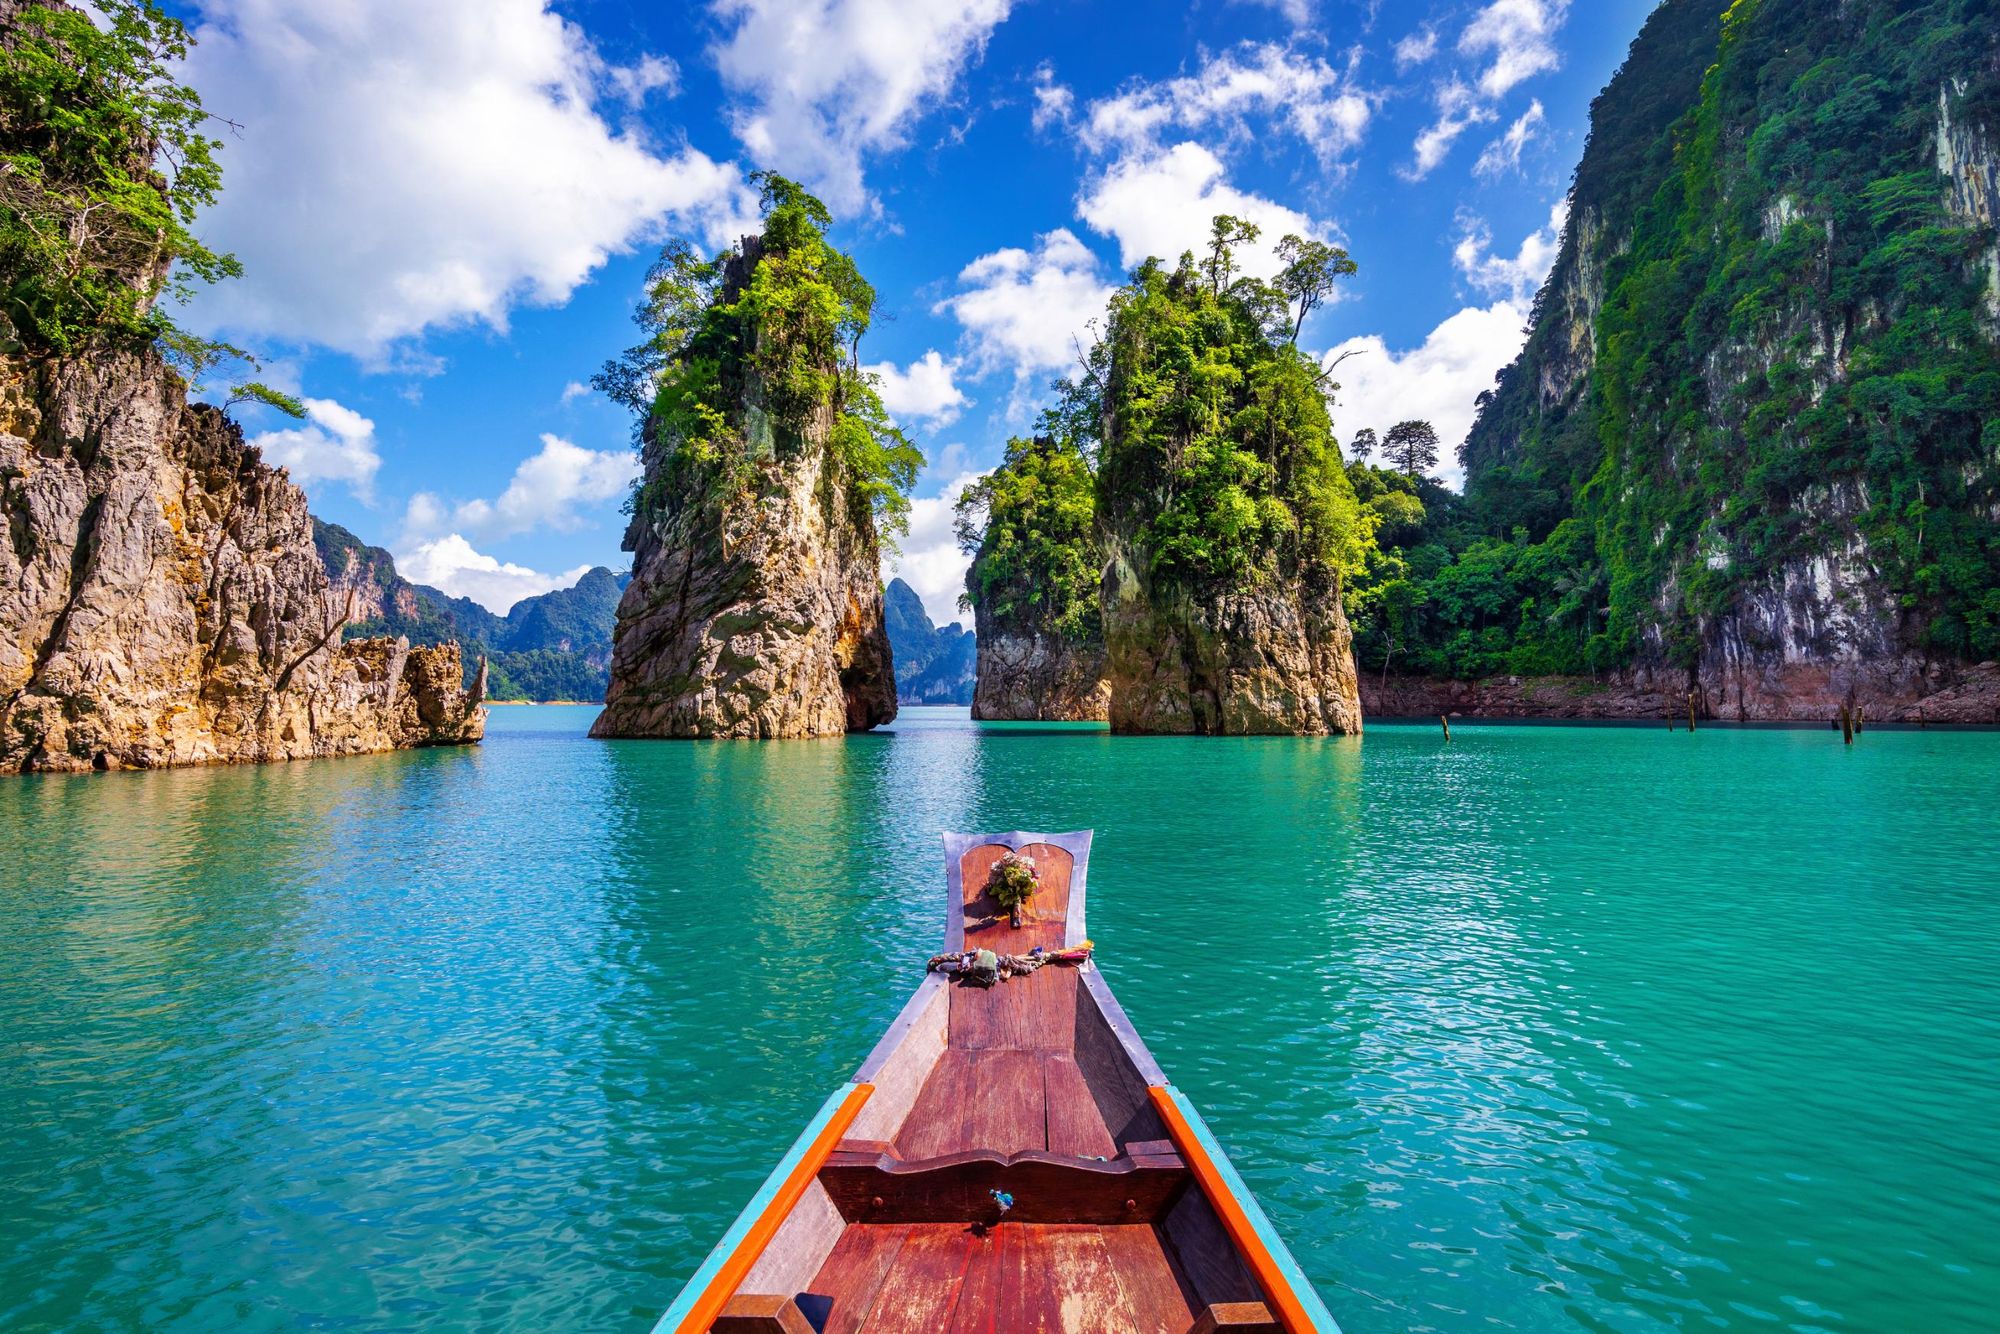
[{"left": 2, "top": 706, "right": 1997, "bottom": 1332}]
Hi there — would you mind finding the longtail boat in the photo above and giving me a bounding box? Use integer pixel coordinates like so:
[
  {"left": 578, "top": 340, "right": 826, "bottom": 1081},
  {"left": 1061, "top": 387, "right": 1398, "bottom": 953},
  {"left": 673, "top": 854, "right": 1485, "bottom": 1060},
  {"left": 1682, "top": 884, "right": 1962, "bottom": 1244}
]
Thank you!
[{"left": 655, "top": 831, "right": 1339, "bottom": 1333}]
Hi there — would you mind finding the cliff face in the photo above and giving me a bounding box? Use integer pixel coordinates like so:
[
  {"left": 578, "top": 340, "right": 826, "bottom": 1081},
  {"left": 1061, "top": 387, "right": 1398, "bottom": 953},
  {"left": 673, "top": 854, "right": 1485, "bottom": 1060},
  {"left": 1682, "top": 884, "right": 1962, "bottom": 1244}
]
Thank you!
[
  {"left": 1448, "top": 0, "right": 2000, "bottom": 721},
  {"left": 970, "top": 622, "right": 1108, "bottom": 722},
  {"left": 1100, "top": 551, "right": 1358, "bottom": 735},
  {"left": 591, "top": 231, "right": 898, "bottom": 740},
  {"left": 0, "top": 351, "right": 484, "bottom": 773}
]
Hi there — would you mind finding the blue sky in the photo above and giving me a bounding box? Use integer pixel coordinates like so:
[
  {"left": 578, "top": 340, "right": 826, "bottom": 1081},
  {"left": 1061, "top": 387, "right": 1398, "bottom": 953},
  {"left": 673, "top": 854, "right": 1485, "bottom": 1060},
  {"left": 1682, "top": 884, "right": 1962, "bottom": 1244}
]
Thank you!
[{"left": 160, "top": 0, "right": 1658, "bottom": 622}]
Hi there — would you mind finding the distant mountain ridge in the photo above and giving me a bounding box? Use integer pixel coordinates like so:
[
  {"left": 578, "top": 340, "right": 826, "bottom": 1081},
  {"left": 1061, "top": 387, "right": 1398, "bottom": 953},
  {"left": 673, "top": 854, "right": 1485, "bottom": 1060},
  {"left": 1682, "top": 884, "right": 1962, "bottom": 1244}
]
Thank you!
[
  {"left": 884, "top": 578, "right": 976, "bottom": 706},
  {"left": 313, "top": 520, "right": 628, "bottom": 701}
]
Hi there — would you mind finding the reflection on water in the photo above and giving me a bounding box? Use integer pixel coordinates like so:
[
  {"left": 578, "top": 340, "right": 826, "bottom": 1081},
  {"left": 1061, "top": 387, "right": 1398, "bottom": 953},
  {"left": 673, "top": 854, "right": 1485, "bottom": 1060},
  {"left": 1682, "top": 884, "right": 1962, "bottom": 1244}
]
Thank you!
[{"left": 3, "top": 707, "right": 1998, "bottom": 1331}]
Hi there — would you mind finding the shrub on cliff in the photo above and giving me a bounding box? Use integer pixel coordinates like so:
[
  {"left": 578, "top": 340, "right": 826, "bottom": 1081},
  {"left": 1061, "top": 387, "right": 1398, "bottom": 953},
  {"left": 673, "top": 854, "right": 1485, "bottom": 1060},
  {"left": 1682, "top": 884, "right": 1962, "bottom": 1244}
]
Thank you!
[
  {"left": 0, "top": 0, "right": 295, "bottom": 412},
  {"left": 1093, "top": 217, "right": 1369, "bottom": 593},
  {"left": 955, "top": 434, "right": 1102, "bottom": 643},
  {"left": 596, "top": 173, "right": 921, "bottom": 539}
]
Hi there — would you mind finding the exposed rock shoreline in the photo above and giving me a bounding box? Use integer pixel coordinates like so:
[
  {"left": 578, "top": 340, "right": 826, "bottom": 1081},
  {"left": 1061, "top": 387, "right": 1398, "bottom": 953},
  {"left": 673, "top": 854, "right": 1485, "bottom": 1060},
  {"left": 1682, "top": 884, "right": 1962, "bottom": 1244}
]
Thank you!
[
  {"left": 1364, "top": 662, "right": 2000, "bottom": 725},
  {"left": 1, "top": 350, "right": 485, "bottom": 774}
]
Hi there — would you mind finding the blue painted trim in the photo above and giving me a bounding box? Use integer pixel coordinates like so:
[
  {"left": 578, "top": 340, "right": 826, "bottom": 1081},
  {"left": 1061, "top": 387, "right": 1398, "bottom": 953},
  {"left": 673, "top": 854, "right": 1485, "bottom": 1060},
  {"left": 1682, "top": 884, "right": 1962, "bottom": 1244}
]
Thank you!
[
  {"left": 1161, "top": 1084, "right": 1343, "bottom": 1334},
  {"left": 651, "top": 1082, "right": 858, "bottom": 1334}
]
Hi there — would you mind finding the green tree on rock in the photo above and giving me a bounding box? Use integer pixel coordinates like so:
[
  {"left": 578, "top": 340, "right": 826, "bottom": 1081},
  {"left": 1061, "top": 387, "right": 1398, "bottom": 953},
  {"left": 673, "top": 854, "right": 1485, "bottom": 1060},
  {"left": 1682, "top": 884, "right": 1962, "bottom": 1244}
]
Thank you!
[{"left": 1384, "top": 419, "right": 1441, "bottom": 480}]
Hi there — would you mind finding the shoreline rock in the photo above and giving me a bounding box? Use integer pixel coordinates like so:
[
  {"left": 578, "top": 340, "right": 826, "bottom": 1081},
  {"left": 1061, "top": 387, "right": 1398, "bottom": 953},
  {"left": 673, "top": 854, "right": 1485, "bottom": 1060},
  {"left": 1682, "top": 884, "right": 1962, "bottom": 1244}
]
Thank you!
[{"left": 1, "top": 349, "right": 484, "bottom": 775}]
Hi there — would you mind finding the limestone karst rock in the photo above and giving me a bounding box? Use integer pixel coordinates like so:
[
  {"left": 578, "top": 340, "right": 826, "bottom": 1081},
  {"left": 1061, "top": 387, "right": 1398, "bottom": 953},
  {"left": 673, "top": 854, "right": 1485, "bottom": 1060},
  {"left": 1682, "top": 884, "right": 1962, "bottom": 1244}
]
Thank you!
[
  {"left": 0, "top": 350, "right": 484, "bottom": 773},
  {"left": 1437, "top": 0, "right": 2000, "bottom": 721},
  {"left": 1091, "top": 258, "right": 1365, "bottom": 736},
  {"left": 591, "top": 205, "right": 905, "bottom": 740}
]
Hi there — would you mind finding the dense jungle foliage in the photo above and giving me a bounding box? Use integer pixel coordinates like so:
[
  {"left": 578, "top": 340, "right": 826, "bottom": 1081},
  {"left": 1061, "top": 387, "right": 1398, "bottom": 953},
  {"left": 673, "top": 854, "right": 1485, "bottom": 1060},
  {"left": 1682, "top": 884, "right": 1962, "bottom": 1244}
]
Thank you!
[
  {"left": 1349, "top": 0, "right": 2000, "bottom": 681},
  {"left": 599, "top": 174, "right": 921, "bottom": 540}
]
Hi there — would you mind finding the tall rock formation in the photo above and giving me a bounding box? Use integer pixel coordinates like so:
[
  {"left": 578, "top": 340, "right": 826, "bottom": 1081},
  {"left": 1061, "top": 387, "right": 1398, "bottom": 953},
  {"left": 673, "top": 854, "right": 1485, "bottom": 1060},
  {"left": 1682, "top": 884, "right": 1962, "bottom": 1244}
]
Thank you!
[
  {"left": 1442, "top": 0, "right": 2000, "bottom": 721},
  {"left": 1093, "top": 256, "right": 1365, "bottom": 735},
  {"left": 591, "top": 186, "right": 912, "bottom": 739},
  {"left": 957, "top": 437, "right": 1109, "bottom": 721},
  {"left": 0, "top": 351, "right": 485, "bottom": 773}
]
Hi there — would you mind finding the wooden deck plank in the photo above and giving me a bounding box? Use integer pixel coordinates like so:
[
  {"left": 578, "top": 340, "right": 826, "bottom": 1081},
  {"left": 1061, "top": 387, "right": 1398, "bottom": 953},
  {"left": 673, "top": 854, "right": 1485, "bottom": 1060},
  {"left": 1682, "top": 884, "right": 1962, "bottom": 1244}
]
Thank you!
[
  {"left": 806, "top": 1224, "right": 910, "bottom": 1334},
  {"left": 947, "top": 1224, "right": 1007, "bottom": 1334},
  {"left": 968, "top": 1050, "right": 1048, "bottom": 1156},
  {"left": 857, "top": 1225, "right": 979, "bottom": 1334},
  {"left": 896, "top": 1050, "right": 977, "bottom": 1161},
  {"left": 996, "top": 1224, "right": 1141, "bottom": 1333},
  {"left": 950, "top": 964, "right": 1078, "bottom": 1052},
  {"left": 1099, "top": 1225, "right": 1201, "bottom": 1334},
  {"left": 1043, "top": 1053, "right": 1118, "bottom": 1160}
]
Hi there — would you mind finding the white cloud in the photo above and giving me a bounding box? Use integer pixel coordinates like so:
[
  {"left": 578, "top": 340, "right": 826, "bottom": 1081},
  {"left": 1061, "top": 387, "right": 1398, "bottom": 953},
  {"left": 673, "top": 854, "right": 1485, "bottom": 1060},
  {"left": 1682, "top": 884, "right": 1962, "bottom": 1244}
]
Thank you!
[
  {"left": 884, "top": 468, "right": 986, "bottom": 625},
  {"left": 1080, "top": 141, "right": 1324, "bottom": 279},
  {"left": 249, "top": 397, "right": 382, "bottom": 501},
  {"left": 1453, "top": 200, "right": 1566, "bottom": 303},
  {"left": 1460, "top": 0, "right": 1570, "bottom": 99},
  {"left": 1080, "top": 42, "right": 1370, "bottom": 165},
  {"left": 1030, "top": 62, "right": 1075, "bottom": 133},
  {"left": 1395, "top": 26, "right": 1440, "bottom": 69},
  {"left": 863, "top": 351, "right": 971, "bottom": 428},
  {"left": 395, "top": 533, "right": 591, "bottom": 614},
  {"left": 409, "top": 434, "right": 639, "bottom": 542},
  {"left": 1474, "top": 99, "right": 1546, "bottom": 178},
  {"left": 182, "top": 0, "right": 758, "bottom": 357},
  {"left": 1233, "top": 0, "right": 1314, "bottom": 26},
  {"left": 1321, "top": 301, "right": 1532, "bottom": 490},
  {"left": 935, "top": 229, "right": 1114, "bottom": 386},
  {"left": 709, "top": 0, "right": 1013, "bottom": 212},
  {"left": 559, "top": 380, "right": 593, "bottom": 404},
  {"left": 1403, "top": 81, "right": 1495, "bottom": 181}
]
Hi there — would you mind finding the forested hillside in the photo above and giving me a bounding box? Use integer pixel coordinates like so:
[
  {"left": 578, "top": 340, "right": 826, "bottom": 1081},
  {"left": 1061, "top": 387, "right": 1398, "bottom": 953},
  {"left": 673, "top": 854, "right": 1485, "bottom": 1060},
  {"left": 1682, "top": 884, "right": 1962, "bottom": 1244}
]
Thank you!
[
  {"left": 314, "top": 521, "right": 625, "bottom": 701},
  {"left": 1350, "top": 0, "right": 2000, "bottom": 719}
]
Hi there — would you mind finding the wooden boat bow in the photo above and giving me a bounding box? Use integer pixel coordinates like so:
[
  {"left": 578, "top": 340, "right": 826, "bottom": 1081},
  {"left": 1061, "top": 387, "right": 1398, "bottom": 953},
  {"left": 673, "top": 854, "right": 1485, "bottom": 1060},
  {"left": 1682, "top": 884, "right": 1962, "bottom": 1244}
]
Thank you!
[{"left": 653, "top": 830, "right": 1340, "bottom": 1333}]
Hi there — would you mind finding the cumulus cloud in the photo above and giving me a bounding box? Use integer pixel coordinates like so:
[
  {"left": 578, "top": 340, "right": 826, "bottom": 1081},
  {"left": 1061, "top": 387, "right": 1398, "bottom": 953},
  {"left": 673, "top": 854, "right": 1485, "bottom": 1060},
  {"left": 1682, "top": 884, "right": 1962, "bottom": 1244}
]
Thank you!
[
  {"left": 395, "top": 534, "right": 592, "bottom": 614},
  {"left": 1079, "top": 141, "right": 1324, "bottom": 279},
  {"left": 1454, "top": 200, "right": 1566, "bottom": 303},
  {"left": 1395, "top": 26, "right": 1440, "bottom": 69},
  {"left": 709, "top": 0, "right": 1013, "bottom": 212},
  {"left": 884, "top": 469, "right": 987, "bottom": 625},
  {"left": 406, "top": 434, "right": 638, "bottom": 542},
  {"left": 863, "top": 351, "right": 971, "bottom": 428},
  {"left": 1079, "top": 42, "right": 1370, "bottom": 165},
  {"left": 559, "top": 380, "right": 593, "bottom": 404},
  {"left": 181, "top": 0, "right": 758, "bottom": 357},
  {"left": 1474, "top": 99, "right": 1546, "bottom": 178},
  {"left": 1321, "top": 302, "right": 1532, "bottom": 489},
  {"left": 1461, "top": 0, "right": 1570, "bottom": 99},
  {"left": 935, "top": 229, "right": 1114, "bottom": 386},
  {"left": 1232, "top": 0, "right": 1314, "bottom": 26},
  {"left": 249, "top": 397, "right": 382, "bottom": 501}
]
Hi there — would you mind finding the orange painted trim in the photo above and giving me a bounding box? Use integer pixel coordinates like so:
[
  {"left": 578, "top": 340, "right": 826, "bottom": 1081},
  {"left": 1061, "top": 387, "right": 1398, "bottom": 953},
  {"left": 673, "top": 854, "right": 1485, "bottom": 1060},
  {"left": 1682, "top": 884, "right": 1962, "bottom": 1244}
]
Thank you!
[
  {"left": 673, "top": 1082, "right": 874, "bottom": 1333},
  {"left": 1149, "top": 1084, "right": 1317, "bottom": 1334}
]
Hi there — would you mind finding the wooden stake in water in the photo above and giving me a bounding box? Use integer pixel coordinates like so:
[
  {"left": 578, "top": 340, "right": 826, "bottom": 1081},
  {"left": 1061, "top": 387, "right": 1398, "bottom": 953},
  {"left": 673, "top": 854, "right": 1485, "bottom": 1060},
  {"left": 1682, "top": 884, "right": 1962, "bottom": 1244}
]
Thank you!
[
  {"left": 1440, "top": 714, "right": 1452, "bottom": 743},
  {"left": 1687, "top": 691, "right": 1698, "bottom": 732},
  {"left": 1840, "top": 705, "right": 1854, "bottom": 745}
]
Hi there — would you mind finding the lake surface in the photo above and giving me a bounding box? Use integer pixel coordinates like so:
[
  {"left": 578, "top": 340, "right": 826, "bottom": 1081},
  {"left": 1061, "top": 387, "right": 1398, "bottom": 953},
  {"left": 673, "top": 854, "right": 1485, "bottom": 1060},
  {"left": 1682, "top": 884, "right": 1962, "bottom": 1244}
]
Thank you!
[{"left": 3, "top": 706, "right": 1997, "bottom": 1332}]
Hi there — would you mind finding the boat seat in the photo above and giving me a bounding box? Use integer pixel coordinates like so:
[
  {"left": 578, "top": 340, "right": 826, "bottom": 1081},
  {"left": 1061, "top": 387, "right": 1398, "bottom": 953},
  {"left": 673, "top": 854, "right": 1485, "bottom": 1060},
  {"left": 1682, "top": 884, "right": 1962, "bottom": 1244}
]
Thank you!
[
  {"left": 819, "top": 1144, "right": 1188, "bottom": 1225},
  {"left": 1189, "top": 1301, "right": 1280, "bottom": 1333},
  {"left": 712, "top": 1293, "right": 815, "bottom": 1332}
]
